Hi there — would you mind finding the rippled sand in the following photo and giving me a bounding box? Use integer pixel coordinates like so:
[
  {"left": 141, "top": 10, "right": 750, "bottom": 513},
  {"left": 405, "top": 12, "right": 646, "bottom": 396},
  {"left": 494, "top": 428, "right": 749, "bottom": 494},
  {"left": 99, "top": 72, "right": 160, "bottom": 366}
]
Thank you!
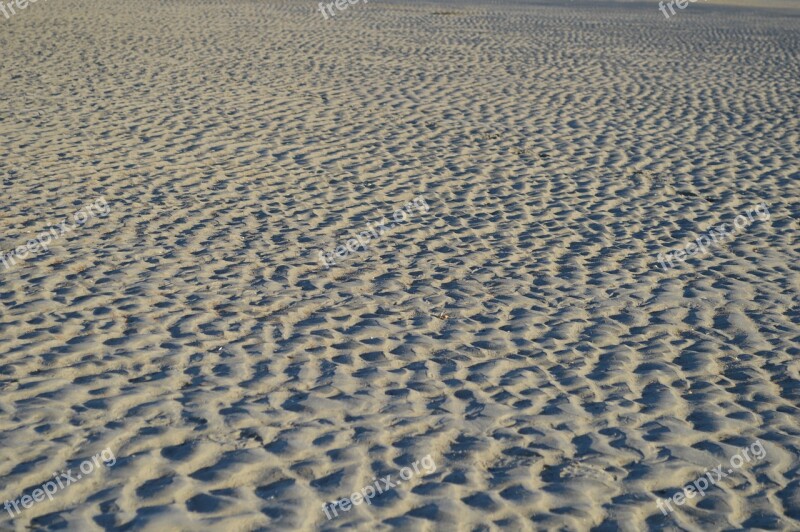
[{"left": 1, "top": 0, "right": 798, "bottom": 530}]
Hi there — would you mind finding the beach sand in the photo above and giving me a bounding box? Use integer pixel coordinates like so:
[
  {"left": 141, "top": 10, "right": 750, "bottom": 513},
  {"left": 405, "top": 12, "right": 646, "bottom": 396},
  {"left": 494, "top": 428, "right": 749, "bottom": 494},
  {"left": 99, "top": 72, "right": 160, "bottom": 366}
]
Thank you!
[{"left": 0, "top": 0, "right": 798, "bottom": 530}]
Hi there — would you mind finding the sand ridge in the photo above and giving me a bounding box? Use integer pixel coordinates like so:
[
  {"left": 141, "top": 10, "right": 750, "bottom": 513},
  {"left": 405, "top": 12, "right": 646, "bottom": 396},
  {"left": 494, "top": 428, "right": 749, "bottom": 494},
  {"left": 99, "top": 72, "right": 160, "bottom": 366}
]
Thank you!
[{"left": 0, "top": 0, "right": 799, "bottom": 530}]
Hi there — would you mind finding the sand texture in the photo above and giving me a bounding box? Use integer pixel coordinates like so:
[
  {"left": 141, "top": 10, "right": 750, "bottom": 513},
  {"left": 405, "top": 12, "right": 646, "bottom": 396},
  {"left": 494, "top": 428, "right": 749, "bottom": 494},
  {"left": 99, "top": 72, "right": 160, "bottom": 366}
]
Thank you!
[{"left": 1, "top": 0, "right": 799, "bottom": 530}]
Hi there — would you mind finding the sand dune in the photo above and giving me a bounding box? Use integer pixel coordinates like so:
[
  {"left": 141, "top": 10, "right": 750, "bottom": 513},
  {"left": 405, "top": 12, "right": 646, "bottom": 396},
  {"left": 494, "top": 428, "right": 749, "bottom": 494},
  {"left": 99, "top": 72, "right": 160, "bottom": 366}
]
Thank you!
[{"left": 0, "top": 0, "right": 798, "bottom": 530}]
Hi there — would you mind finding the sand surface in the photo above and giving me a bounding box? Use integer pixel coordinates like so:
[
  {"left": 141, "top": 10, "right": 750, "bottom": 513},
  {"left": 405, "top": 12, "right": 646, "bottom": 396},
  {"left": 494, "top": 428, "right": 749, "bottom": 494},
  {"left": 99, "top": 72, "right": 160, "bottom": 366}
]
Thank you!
[{"left": 1, "top": 0, "right": 799, "bottom": 530}]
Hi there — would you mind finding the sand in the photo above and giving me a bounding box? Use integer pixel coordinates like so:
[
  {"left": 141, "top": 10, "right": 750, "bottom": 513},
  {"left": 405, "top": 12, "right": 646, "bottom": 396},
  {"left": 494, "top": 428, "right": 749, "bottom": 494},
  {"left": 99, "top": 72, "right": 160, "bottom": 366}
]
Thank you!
[{"left": 0, "top": 0, "right": 799, "bottom": 530}]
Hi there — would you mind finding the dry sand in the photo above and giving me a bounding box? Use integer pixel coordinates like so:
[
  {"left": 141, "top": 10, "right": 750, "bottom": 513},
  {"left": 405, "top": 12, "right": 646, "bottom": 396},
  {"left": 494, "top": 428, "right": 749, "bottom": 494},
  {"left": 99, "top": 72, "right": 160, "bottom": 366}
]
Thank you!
[{"left": 1, "top": 0, "right": 799, "bottom": 530}]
